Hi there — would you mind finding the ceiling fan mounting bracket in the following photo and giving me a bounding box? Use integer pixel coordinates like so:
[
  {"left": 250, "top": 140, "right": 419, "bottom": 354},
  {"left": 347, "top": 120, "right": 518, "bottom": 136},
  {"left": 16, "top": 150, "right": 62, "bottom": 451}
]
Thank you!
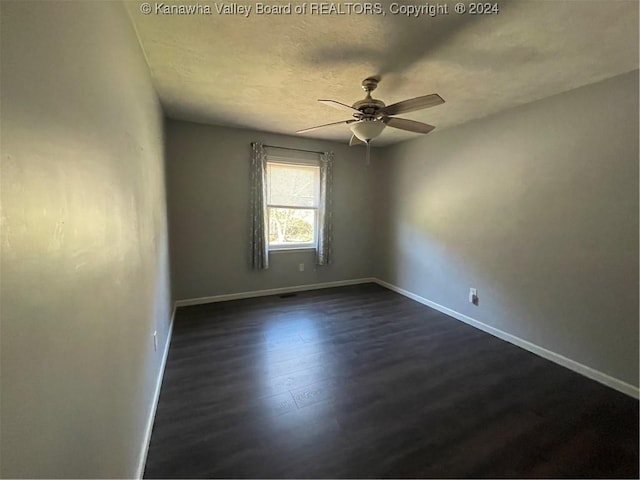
[{"left": 361, "top": 77, "right": 379, "bottom": 94}]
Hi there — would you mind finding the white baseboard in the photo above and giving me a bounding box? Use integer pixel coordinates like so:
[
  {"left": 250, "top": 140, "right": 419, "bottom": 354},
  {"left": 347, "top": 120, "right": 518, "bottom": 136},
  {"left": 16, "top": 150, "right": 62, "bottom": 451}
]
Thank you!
[
  {"left": 374, "top": 279, "right": 639, "bottom": 399},
  {"left": 175, "top": 278, "right": 376, "bottom": 307},
  {"left": 135, "top": 305, "right": 176, "bottom": 479}
]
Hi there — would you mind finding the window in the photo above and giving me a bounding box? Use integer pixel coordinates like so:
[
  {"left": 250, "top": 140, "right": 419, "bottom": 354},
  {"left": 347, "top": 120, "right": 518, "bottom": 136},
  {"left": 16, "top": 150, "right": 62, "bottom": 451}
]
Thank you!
[{"left": 266, "top": 160, "right": 320, "bottom": 250}]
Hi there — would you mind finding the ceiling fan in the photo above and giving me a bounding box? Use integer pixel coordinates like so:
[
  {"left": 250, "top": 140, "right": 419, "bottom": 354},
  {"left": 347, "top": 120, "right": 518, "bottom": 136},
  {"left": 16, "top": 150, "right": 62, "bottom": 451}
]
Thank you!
[{"left": 296, "top": 76, "right": 444, "bottom": 162}]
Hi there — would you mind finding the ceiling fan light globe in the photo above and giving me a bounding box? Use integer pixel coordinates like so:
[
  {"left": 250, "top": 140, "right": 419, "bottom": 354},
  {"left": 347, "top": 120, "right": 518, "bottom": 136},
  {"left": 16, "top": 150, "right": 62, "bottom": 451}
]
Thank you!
[{"left": 350, "top": 119, "right": 386, "bottom": 142}]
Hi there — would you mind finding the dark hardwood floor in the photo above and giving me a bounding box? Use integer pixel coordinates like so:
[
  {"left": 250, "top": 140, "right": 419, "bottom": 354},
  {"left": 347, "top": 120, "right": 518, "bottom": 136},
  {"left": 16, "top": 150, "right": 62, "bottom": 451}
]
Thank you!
[{"left": 144, "top": 283, "right": 639, "bottom": 478}]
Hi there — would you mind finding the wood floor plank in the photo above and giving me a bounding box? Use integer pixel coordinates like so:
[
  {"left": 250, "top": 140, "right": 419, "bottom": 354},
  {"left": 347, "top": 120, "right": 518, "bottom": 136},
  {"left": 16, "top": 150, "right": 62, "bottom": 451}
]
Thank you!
[{"left": 144, "top": 283, "right": 639, "bottom": 478}]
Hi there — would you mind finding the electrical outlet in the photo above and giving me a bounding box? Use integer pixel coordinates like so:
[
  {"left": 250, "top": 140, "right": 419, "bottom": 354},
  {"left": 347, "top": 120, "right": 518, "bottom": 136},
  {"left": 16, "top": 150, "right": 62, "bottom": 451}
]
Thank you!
[
  {"left": 299, "top": 263, "right": 304, "bottom": 272},
  {"left": 469, "top": 288, "right": 478, "bottom": 306},
  {"left": 153, "top": 331, "right": 157, "bottom": 351}
]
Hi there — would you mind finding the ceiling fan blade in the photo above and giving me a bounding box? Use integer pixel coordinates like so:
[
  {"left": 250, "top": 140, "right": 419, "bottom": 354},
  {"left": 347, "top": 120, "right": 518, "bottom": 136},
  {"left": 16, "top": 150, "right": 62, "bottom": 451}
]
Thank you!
[
  {"left": 349, "top": 134, "right": 364, "bottom": 146},
  {"left": 318, "top": 99, "right": 362, "bottom": 115},
  {"left": 296, "top": 119, "right": 354, "bottom": 134},
  {"left": 384, "top": 117, "right": 435, "bottom": 134},
  {"left": 381, "top": 94, "right": 444, "bottom": 116}
]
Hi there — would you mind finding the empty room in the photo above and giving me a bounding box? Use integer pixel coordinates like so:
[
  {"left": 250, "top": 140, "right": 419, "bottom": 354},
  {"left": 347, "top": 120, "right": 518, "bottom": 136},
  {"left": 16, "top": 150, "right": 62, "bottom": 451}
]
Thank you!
[{"left": 1, "top": 0, "right": 638, "bottom": 478}]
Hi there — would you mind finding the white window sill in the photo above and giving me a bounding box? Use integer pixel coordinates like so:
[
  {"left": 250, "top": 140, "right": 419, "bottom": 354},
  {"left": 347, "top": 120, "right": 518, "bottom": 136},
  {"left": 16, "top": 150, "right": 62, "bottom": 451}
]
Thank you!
[{"left": 269, "top": 247, "right": 317, "bottom": 254}]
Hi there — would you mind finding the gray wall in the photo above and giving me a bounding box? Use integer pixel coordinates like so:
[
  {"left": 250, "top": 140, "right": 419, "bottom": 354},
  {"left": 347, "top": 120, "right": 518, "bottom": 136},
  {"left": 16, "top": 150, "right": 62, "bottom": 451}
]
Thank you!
[
  {"left": 374, "top": 71, "right": 639, "bottom": 387},
  {"left": 1, "top": 1, "right": 171, "bottom": 477},
  {"left": 166, "top": 120, "right": 375, "bottom": 300}
]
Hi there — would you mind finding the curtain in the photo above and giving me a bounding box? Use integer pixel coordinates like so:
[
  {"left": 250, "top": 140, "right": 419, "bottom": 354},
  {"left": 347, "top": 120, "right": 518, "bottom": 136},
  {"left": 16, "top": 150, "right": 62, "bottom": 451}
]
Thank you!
[
  {"left": 250, "top": 142, "right": 269, "bottom": 270},
  {"left": 316, "top": 151, "right": 334, "bottom": 266}
]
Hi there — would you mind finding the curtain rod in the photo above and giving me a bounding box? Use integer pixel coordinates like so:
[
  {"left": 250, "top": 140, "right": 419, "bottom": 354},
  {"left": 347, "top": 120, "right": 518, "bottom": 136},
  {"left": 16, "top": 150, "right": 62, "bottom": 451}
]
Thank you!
[{"left": 262, "top": 144, "right": 326, "bottom": 155}]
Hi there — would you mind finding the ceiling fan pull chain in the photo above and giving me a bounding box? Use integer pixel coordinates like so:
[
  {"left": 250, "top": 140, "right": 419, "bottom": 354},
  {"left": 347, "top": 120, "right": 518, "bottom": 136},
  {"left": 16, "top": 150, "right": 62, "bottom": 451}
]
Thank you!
[{"left": 366, "top": 140, "right": 371, "bottom": 166}]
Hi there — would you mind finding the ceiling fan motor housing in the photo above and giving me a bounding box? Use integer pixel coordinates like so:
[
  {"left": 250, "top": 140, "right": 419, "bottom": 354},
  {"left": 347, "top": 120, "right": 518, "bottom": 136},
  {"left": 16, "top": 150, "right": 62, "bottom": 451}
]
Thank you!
[
  {"left": 353, "top": 77, "right": 385, "bottom": 117},
  {"left": 352, "top": 98, "right": 385, "bottom": 117}
]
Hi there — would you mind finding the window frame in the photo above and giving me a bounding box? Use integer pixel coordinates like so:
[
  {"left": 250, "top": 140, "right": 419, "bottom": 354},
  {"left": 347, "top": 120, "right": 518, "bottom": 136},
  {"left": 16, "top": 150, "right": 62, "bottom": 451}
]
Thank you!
[{"left": 265, "top": 157, "right": 321, "bottom": 252}]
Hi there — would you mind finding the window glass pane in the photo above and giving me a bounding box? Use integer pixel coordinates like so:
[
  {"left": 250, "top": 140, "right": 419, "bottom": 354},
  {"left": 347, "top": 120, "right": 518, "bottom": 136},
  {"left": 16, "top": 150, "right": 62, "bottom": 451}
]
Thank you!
[
  {"left": 268, "top": 208, "right": 315, "bottom": 245},
  {"left": 267, "top": 163, "right": 319, "bottom": 207}
]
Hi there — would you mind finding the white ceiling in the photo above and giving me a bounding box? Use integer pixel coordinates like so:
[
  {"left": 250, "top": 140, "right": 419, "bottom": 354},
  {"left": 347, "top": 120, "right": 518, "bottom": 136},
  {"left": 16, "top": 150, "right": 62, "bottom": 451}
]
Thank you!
[{"left": 126, "top": 0, "right": 639, "bottom": 146}]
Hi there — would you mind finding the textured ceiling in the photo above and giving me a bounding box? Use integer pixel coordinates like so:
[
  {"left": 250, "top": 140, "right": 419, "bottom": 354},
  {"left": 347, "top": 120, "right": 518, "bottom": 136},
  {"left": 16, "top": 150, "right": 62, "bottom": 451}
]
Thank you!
[{"left": 126, "top": 0, "right": 639, "bottom": 146}]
